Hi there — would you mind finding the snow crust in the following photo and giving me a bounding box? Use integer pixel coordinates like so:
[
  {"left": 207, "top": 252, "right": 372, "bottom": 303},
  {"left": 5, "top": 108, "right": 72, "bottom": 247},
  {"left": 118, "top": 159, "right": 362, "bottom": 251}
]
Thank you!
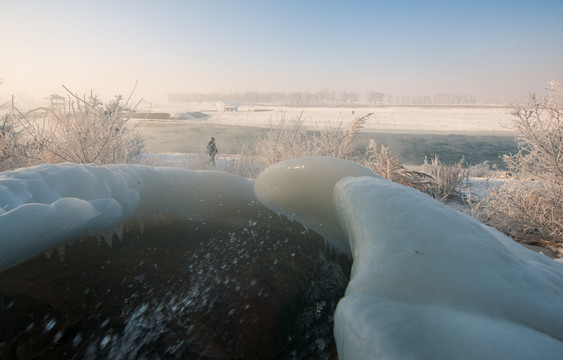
[{"left": 1, "top": 158, "right": 562, "bottom": 359}]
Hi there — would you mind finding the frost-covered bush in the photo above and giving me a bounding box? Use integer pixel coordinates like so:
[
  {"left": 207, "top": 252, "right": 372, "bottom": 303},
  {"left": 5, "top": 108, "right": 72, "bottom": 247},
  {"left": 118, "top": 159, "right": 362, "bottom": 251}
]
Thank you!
[
  {"left": 362, "top": 141, "right": 468, "bottom": 202},
  {"left": 10, "top": 90, "right": 145, "bottom": 166},
  {"left": 245, "top": 111, "right": 369, "bottom": 168},
  {"left": 477, "top": 81, "right": 563, "bottom": 242},
  {"left": 421, "top": 155, "right": 469, "bottom": 201},
  {"left": 0, "top": 113, "right": 30, "bottom": 171},
  {"left": 247, "top": 112, "right": 470, "bottom": 203},
  {"left": 0, "top": 90, "right": 42, "bottom": 171},
  {"left": 468, "top": 160, "right": 492, "bottom": 178},
  {"left": 362, "top": 140, "right": 434, "bottom": 191}
]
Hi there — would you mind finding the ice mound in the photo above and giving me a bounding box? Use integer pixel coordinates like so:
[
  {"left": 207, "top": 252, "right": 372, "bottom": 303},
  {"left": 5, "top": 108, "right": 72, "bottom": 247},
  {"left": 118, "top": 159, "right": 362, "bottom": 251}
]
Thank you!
[
  {"left": 254, "top": 156, "right": 377, "bottom": 247},
  {"left": 333, "top": 176, "right": 563, "bottom": 359}
]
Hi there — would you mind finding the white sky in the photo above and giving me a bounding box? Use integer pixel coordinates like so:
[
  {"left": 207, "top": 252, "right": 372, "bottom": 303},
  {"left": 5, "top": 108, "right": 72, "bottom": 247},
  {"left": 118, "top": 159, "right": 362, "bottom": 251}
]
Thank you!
[{"left": 1, "top": 0, "right": 562, "bottom": 105}]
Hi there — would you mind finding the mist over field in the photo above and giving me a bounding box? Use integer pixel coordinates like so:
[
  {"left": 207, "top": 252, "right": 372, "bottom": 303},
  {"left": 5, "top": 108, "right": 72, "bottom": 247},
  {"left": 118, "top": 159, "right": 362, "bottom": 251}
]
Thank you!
[{"left": 2, "top": 1, "right": 562, "bottom": 107}]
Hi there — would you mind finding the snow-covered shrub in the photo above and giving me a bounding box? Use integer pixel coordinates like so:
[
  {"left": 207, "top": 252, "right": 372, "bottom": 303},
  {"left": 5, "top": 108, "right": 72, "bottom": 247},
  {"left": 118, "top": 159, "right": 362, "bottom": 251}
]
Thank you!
[
  {"left": 0, "top": 91, "right": 42, "bottom": 171},
  {"left": 478, "top": 81, "right": 563, "bottom": 242},
  {"left": 14, "top": 89, "right": 145, "bottom": 165},
  {"left": 362, "top": 142, "right": 468, "bottom": 202},
  {"left": 421, "top": 155, "right": 469, "bottom": 201},
  {"left": 245, "top": 111, "right": 369, "bottom": 169},
  {"left": 362, "top": 139, "right": 435, "bottom": 191},
  {"left": 0, "top": 113, "right": 29, "bottom": 171},
  {"left": 468, "top": 160, "right": 492, "bottom": 178}
]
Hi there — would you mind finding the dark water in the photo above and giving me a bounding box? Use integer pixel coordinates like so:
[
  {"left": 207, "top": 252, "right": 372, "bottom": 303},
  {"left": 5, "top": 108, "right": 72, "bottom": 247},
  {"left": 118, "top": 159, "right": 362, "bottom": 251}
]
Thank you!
[
  {"left": 357, "top": 132, "right": 518, "bottom": 169},
  {"left": 0, "top": 211, "right": 350, "bottom": 359},
  {"left": 136, "top": 122, "right": 517, "bottom": 169}
]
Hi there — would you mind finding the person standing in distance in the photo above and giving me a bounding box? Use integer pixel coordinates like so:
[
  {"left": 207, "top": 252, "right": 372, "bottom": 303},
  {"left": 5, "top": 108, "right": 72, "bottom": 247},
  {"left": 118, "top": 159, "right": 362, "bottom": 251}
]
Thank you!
[{"left": 207, "top": 136, "right": 218, "bottom": 166}]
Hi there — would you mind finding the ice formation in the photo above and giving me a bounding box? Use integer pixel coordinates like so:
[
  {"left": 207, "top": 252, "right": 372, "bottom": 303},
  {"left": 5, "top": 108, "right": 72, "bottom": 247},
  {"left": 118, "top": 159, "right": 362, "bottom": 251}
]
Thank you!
[
  {"left": 254, "top": 157, "right": 563, "bottom": 359},
  {"left": 1, "top": 158, "right": 563, "bottom": 359},
  {"left": 333, "top": 176, "right": 563, "bottom": 359},
  {"left": 0, "top": 163, "right": 257, "bottom": 272},
  {"left": 254, "top": 156, "right": 377, "bottom": 247}
]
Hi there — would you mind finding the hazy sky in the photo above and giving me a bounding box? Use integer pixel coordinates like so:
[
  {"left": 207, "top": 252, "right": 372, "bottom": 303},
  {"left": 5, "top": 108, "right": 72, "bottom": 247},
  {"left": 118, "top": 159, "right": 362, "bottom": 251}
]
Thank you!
[{"left": 1, "top": 0, "right": 562, "bottom": 104}]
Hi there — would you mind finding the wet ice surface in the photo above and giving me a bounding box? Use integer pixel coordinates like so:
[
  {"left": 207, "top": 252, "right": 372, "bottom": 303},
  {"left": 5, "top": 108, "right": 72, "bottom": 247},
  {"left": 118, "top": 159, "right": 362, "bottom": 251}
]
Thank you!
[{"left": 0, "top": 214, "right": 350, "bottom": 359}]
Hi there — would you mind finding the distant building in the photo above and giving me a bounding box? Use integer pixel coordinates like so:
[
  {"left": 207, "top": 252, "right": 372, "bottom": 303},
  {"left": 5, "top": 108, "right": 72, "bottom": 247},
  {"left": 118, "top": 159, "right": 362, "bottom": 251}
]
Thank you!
[
  {"left": 215, "top": 100, "right": 240, "bottom": 112},
  {"left": 44, "top": 94, "right": 65, "bottom": 108}
]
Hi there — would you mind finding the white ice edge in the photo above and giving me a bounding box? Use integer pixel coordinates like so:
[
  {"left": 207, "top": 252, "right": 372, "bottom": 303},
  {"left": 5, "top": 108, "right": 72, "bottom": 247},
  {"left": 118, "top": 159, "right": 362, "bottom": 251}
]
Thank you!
[{"left": 0, "top": 163, "right": 257, "bottom": 272}]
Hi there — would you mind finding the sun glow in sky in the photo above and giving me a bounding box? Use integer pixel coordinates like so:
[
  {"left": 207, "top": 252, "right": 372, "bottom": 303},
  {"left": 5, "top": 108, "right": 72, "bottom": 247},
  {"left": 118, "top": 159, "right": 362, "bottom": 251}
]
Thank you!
[{"left": 1, "top": 0, "right": 562, "bottom": 105}]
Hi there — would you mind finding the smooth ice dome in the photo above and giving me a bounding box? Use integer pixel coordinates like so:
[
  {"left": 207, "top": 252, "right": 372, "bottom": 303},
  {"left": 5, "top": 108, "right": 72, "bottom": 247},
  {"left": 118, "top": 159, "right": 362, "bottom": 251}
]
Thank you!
[{"left": 254, "top": 156, "right": 377, "bottom": 246}]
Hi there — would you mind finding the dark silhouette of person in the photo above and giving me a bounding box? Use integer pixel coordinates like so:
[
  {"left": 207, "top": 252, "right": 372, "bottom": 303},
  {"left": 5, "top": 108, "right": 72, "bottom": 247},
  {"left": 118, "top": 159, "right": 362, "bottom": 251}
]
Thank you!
[{"left": 207, "top": 136, "right": 218, "bottom": 166}]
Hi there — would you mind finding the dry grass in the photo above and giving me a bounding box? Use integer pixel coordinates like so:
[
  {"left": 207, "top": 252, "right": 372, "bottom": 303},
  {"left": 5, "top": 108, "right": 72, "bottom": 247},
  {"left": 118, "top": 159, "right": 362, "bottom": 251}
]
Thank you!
[
  {"left": 362, "top": 141, "right": 469, "bottom": 201},
  {"left": 362, "top": 140, "right": 434, "bottom": 190}
]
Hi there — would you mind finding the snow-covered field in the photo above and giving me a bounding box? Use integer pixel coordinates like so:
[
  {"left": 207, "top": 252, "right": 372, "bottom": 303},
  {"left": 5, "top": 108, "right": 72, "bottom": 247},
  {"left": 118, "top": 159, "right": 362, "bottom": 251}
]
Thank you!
[{"left": 140, "top": 103, "right": 516, "bottom": 134}]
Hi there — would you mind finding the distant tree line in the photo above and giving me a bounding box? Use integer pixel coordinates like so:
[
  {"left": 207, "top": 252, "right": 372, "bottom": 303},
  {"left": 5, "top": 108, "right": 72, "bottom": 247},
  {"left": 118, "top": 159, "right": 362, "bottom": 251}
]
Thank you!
[
  {"left": 168, "top": 88, "right": 347, "bottom": 106},
  {"left": 168, "top": 88, "right": 526, "bottom": 106}
]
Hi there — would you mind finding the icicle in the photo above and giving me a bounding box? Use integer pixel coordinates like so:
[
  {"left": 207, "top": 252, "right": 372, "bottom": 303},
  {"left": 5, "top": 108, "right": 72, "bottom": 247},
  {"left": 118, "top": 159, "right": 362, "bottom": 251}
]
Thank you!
[
  {"left": 103, "top": 233, "right": 113, "bottom": 248},
  {"left": 57, "top": 246, "right": 66, "bottom": 262},
  {"left": 114, "top": 223, "right": 124, "bottom": 240}
]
